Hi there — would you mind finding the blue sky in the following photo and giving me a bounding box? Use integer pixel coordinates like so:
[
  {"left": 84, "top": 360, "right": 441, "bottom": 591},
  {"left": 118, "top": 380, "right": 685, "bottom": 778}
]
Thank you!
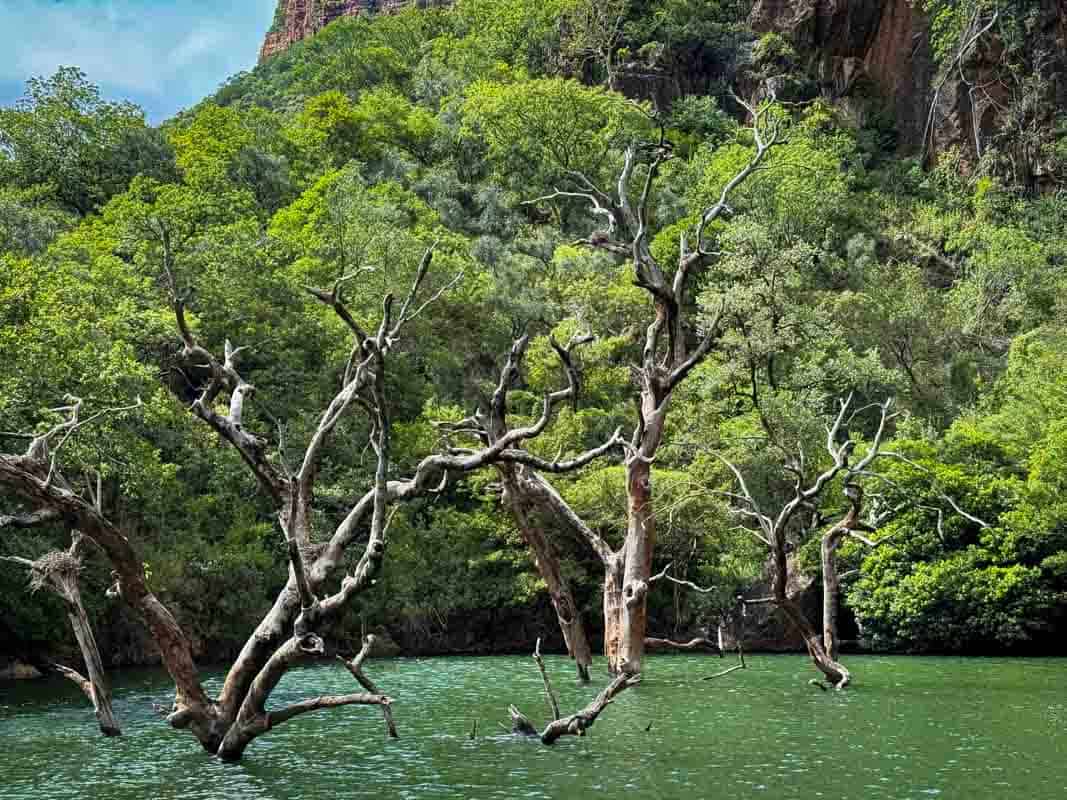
[{"left": 0, "top": 1, "right": 277, "bottom": 123}]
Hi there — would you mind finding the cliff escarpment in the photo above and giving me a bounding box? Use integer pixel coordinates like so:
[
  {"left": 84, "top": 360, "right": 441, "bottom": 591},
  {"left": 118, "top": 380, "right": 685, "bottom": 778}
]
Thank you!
[
  {"left": 750, "top": 0, "right": 1067, "bottom": 168},
  {"left": 260, "top": 0, "right": 425, "bottom": 60}
]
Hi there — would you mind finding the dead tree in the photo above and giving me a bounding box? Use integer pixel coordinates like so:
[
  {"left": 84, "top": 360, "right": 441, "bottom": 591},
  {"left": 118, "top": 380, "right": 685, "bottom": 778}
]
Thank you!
[
  {"left": 435, "top": 334, "right": 626, "bottom": 682},
  {"left": 0, "top": 403, "right": 135, "bottom": 736},
  {"left": 714, "top": 395, "right": 988, "bottom": 689},
  {"left": 0, "top": 238, "right": 634, "bottom": 758},
  {"left": 529, "top": 99, "right": 784, "bottom": 674},
  {"left": 709, "top": 396, "right": 897, "bottom": 688},
  {"left": 0, "top": 246, "right": 469, "bottom": 759},
  {"left": 2, "top": 526, "right": 121, "bottom": 737}
]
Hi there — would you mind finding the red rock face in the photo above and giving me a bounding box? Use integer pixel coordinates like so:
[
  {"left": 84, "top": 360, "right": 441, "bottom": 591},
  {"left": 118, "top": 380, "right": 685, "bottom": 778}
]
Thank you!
[
  {"left": 260, "top": 0, "right": 431, "bottom": 61},
  {"left": 750, "top": 0, "right": 1067, "bottom": 161},
  {"left": 260, "top": 0, "right": 370, "bottom": 62}
]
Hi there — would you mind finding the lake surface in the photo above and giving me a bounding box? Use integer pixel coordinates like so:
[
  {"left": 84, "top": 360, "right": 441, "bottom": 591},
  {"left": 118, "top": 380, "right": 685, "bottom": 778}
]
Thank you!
[{"left": 1, "top": 654, "right": 1065, "bottom": 799}]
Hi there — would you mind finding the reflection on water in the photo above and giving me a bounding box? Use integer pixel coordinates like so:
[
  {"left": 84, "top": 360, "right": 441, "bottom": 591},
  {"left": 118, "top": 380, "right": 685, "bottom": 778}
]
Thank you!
[{"left": 1, "top": 655, "right": 1065, "bottom": 799}]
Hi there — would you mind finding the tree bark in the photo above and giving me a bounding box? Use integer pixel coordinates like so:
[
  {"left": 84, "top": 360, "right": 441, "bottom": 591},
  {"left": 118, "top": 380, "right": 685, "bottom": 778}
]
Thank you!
[
  {"left": 821, "top": 526, "right": 847, "bottom": 662},
  {"left": 602, "top": 553, "right": 625, "bottom": 674},
  {"left": 59, "top": 577, "right": 121, "bottom": 736},
  {"left": 502, "top": 470, "right": 593, "bottom": 682},
  {"left": 2, "top": 535, "right": 120, "bottom": 736},
  {"left": 610, "top": 439, "right": 660, "bottom": 675}
]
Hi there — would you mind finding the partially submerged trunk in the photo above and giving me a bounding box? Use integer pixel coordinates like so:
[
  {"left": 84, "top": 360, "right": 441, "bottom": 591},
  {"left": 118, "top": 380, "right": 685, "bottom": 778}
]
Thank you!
[
  {"left": 2, "top": 534, "right": 120, "bottom": 737},
  {"left": 776, "top": 593, "right": 851, "bottom": 689},
  {"left": 509, "top": 640, "right": 639, "bottom": 744},
  {"left": 454, "top": 334, "right": 624, "bottom": 684},
  {"left": 502, "top": 470, "right": 593, "bottom": 682},
  {"left": 611, "top": 454, "right": 658, "bottom": 675},
  {"left": 602, "top": 554, "right": 625, "bottom": 673},
  {"left": 768, "top": 495, "right": 852, "bottom": 689},
  {"left": 59, "top": 574, "right": 121, "bottom": 737},
  {"left": 821, "top": 525, "right": 847, "bottom": 662}
]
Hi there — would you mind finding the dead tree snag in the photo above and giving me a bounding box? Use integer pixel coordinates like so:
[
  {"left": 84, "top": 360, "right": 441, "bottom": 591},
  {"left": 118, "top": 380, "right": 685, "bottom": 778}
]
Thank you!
[
  {"left": 434, "top": 334, "right": 626, "bottom": 683},
  {"left": 530, "top": 100, "right": 784, "bottom": 674},
  {"left": 2, "top": 529, "right": 120, "bottom": 737},
  {"left": 509, "top": 640, "right": 640, "bottom": 744},
  {"left": 714, "top": 396, "right": 988, "bottom": 688}
]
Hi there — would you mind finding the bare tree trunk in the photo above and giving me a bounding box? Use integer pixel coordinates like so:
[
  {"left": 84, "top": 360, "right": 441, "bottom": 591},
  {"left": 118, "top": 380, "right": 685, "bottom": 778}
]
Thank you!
[
  {"left": 461, "top": 334, "right": 619, "bottom": 685},
  {"left": 503, "top": 470, "right": 593, "bottom": 682},
  {"left": 2, "top": 535, "right": 121, "bottom": 737},
  {"left": 821, "top": 526, "right": 846, "bottom": 662},
  {"left": 611, "top": 432, "right": 659, "bottom": 675},
  {"left": 769, "top": 523, "right": 851, "bottom": 687},
  {"left": 777, "top": 596, "right": 851, "bottom": 688},
  {"left": 59, "top": 576, "right": 121, "bottom": 736}
]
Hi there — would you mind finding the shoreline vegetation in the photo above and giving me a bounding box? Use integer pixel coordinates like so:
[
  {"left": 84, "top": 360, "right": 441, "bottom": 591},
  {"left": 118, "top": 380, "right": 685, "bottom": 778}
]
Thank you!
[{"left": 2, "top": 0, "right": 1066, "bottom": 766}]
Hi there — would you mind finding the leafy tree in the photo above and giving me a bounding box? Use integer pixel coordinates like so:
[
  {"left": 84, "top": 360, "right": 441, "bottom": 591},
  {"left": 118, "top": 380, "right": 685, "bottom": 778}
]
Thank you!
[{"left": 0, "top": 68, "right": 173, "bottom": 215}]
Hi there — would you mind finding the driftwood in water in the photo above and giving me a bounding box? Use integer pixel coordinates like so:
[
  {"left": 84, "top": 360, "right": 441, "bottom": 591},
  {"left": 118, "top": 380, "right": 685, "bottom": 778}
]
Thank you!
[
  {"left": 509, "top": 640, "right": 639, "bottom": 744},
  {"left": 510, "top": 674, "right": 640, "bottom": 744},
  {"left": 644, "top": 636, "right": 721, "bottom": 654},
  {"left": 705, "top": 598, "right": 748, "bottom": 681}
]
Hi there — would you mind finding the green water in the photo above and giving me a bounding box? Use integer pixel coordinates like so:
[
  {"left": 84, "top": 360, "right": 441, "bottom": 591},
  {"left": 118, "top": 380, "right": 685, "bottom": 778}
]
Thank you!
[{"left": 1, "top": 655, "right": 1065, "bottom": 799}]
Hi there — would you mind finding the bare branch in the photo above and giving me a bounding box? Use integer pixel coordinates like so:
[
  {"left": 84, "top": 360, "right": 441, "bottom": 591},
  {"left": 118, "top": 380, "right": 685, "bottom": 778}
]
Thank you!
[
  {"left": 710, "top": 452, "right": 774, "bottom": 540},
  {"left": 532, "top": 638, "right": 560, "bottom": 721},
  {"left": 0, "top": 508, "right": 61, "bottom": 529},
  {"left": 540, "top": 674, "right": 640, "bottom": 744},
  {"left": 649, "top": 562, "right": 717, "bottom": 594},
  {"left": 267, "top": 692, "right": 393, "bottom": 728},
  {"left": 495, "top": 427, "right": 624, "bottom": 473},
  {"left": 644, "top": 637, "right": 720, "bottom": 652},
  {"left": 879, "top": 452, "right": 992, "bottom": 529},
  {"left": 337, "top": 635, "right": 398, "bottom": 738}
]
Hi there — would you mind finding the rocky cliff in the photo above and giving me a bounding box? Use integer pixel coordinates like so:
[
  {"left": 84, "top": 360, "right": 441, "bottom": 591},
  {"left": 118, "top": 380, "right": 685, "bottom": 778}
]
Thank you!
[
  {"left": 750, "top": 0, "right": 1067, "bottom": 167},
  {"left": 260, "top": 0, "right": 422, "bottom": 61},
  {"left": 261, "top": 0, "right": 366, "bottom": 61}
]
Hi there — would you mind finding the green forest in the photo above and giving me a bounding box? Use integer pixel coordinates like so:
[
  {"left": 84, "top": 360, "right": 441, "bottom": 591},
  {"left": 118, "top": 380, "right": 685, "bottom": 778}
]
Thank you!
[{"left": 2, "top": 0, "right": 1066, "bottom": 758}]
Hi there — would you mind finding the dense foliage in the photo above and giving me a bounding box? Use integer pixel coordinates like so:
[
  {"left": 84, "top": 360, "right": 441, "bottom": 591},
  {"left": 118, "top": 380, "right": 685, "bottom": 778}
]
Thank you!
[{"left": 2, "top": 0, "right": 1065, "bottom": 667}]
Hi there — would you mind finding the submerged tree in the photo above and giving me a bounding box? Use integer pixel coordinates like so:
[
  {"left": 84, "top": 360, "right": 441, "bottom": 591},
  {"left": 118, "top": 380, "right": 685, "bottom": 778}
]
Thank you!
[
  {"left": 716, "top": 395, "right": 988, "bottom": 688},
  {"left": 436, "top": 334, "right": 626, "bottom": 682},
  {"left": 0, "top": 221, "right": 636, "bottom": 756},
  {"left": 1, "top": 488, "right": 121, "bottom": 737},
  {"left": 0, "top": 242, "right": 466, "bottom": 759},
  {"left": 529, "top": 100, "right": 783, "bottom": 674}
]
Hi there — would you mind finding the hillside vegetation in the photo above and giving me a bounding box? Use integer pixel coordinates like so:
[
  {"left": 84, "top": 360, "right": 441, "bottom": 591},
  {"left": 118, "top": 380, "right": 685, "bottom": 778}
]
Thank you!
[{"left": 2, "top": 0, "right": 1066, "bottom": 672}]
